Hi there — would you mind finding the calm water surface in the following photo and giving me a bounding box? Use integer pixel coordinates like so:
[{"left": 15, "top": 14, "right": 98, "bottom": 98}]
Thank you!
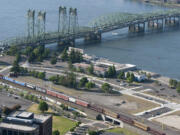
[{"left": 0, "top": 0, "right": 180, "bottom": 79}]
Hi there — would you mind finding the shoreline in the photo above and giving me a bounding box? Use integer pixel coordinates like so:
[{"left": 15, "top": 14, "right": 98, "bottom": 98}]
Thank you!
[{"left": 134, "top": 0, "right": 180, "bottom": 8}]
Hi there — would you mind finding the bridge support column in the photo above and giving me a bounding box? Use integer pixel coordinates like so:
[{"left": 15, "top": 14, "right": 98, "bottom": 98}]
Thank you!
[
  {"left": 148, "top": 20, "right": 163, "bottom": 31},
  {"left": 129, "top": 23, "right": 145, "bottom": 33},
  {"left": 84, "top": 31, "right": 101, "bottom": 43},
  {"left": 58, "top": 37, "right": 75, "bottom": 51},
  {"left": 128, "top": 25, "right": 135, "bottom": 33},
  {"left": 165, "top": 17, "right": 179, "bottom": 27}
]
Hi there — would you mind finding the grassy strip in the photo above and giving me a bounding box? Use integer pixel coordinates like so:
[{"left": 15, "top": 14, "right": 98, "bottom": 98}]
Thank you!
[{"left": 27, "top": 104, "right": 77, "bottom": 135}]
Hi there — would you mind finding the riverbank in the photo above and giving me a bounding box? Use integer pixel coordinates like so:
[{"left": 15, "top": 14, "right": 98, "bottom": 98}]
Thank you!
[{"left": 135, "top": 0, "right": 180, "bottom": 8}]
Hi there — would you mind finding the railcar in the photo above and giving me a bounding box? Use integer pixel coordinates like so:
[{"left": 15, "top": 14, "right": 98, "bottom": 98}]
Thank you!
[
  {"left": 56, "top": 92, "right": 69, "bottom": 101},
  {"left": 89, "top": 105, "right": 104, "bottom": 113},
  {"left": 76, "top": 99, "right": 89, "bottom": 107},
  {"left": 118, "top": 114, "right": 134, "bottom": 125},
  {"left": 26, "top": 83, "right": 36, "bottom": 89},
  {"left": 148, "top": 129, "right": 166, "bottom": 135},
  {"left": 46, "top": 89, "right": 57, "bottom": 97},
  {"left": 133, "top": 120, "right": 150, "bottom": 131},
  {"left": 36, "top": 86, "right": 46, "bottom": 93},
  {"left": 104, "top": 109, "right": 118, "bottom": 118},
  {"left": 69, "top": 97, "right": 76, "bottom": 103}
]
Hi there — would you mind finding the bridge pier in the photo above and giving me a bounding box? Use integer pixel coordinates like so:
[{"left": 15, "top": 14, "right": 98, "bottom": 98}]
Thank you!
[
  {"left": 84, "top": 31, "right": 101, "bottom": 43},
  {"left": 165, "top": 17, "right": 179, "bottom": 27},
  {"left": 148, "top": 19, "right": 163, "bottom": 31},
  {"left": 129, "top": 23, "right": 145, "bottom": 33}
]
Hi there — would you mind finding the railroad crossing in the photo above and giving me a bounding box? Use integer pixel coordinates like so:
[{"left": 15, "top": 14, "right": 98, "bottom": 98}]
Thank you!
[{"left": 1, "top": 8, "right": 180, "bottom": 47}]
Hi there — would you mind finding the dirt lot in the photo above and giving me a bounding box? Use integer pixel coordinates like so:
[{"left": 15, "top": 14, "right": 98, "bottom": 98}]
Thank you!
[
  {"left": 0, "top": 55, "right": 15, "bottom": 65},
  {"left": 0, "top": 91, "right": 32, "bottom": 110},
  {"left": 16, "top": 76, "right": 159, "bottom": 114},
  {"left": 155, "top": 115, "right": 180, "bottom": 130}
]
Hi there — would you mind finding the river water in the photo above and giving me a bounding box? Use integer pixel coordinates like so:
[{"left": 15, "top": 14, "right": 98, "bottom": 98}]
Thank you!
[{"left": 0, "top": 0, "right": 180, "bottom": 79}]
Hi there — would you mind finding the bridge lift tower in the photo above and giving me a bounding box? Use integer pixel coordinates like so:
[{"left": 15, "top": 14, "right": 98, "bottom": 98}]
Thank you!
[
  {"left": 27, "top": 9, "right": 35, "bottom": 37},
  {"left": 37, "top": 11, "right": 46, "bottom": 36},
  {"left": 68, "top": 7, "right": 78, "bottom": 35},
  {"left": 58, "top": 6, "right": 67, "bottom": 34}
]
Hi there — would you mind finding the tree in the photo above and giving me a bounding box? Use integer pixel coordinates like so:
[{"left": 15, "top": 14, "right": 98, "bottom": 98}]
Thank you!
[
  {"left": 176, "top": 82, "right": 180, "bottom": 93},
  {"left": 126, "top": 72, "right": 130, "bottom": 79},
  {"left": 101, "top": 83, "right": 112, "bottom": 93},
  {"left": 79, "top": 77, "right": 88, "bottom": 88},
  {"left": 38, "top": 101, "right": 48, "bottom": 113},
  {"left": 61, "top": 48, "right": 68, "bottom": 61},
  {"left": 11, "top": 60, "right": 20, "bottom": 74},
  {"left": 15, "top": 53, "right": 21, "bottom": 63},
  {"left": 88, "top": 131, "right": 98, "bottom": 135},
  {"left": 147, "top": 73, "right": 151, "bottom": 80},
  {"left": 38, "top": 72, "right": 46, "bottom": 80},
  {"left": 127, "top": 73, "right": 135, "bottom": 83},
  {"left": 53, "top": 130, "right": 60, "bottom": 135},
  {"left": 88, "top": 64, "right": 94, "bottom": 75},
  {"left": 51, "top": 57, "right": 57, "bottom": 65},
  {"left": 85, "top": 82, "right": 95, "bottom": 89},
  {"left": 7, "top": 45, "right": 18, "bottom": 56},
  {"left": 118, "top": 71, "right": 125, "bottom": 80}
]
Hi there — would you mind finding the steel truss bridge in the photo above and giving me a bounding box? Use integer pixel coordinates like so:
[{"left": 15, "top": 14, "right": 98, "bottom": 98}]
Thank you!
[{"left": 1, "top": 8, "right": 180, "bottom": 47}]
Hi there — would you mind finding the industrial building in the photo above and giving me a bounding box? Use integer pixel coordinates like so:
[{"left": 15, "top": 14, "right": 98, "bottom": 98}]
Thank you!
[{"left": 0, "top": 111, "right": 52, "bottom": 135}]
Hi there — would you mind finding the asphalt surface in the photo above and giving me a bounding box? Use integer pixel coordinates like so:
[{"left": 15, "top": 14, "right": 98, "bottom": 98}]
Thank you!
[
  {"left": 0, "top": 91, "right": 32, "bottom": 110},
  {"left": 140, "top": 107, "right": 172, "bottom": 119}
]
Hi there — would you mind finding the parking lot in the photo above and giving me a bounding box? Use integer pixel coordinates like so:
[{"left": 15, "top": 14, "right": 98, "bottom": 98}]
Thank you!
[
  {"left": 0, "top": 91, "right": 32, "bottom": 110},
  {"left": 140, "top": 107, "right": 172, "bottom": 119},
  {"left": 134, "top": 93, "right": 168, "bottom": 104}
]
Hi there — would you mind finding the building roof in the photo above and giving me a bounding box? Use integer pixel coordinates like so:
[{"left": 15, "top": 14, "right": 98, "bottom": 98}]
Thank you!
[
  {"left": 0, "top": 122, "right": 38, "bottom": 132},
  {"left": 16, "top": 112, "right": 34, "bottom": 119}
]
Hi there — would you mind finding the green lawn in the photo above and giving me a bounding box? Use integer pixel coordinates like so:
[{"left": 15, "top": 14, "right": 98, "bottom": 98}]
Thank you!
[
  {"left": 107, "top": 128, "right": 140, "bottom": 135},
  {"left": 27, "top": 104, "right": 77, "bottom": 135}
]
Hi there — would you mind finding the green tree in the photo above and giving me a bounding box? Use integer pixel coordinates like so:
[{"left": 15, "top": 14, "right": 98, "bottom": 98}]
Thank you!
[
  {"left": 7, "top": 45, "right": 18, "bottom": 56},
  {"left": 15, "top": 53, "right": 21, "bottom": 63},
  {"left": 11, "top": 60, "right": 20, "bottom": 74},
  {"left": 53, "top": 130, "right": 60, "bottom": 135},
  {"left": 88, "top": 64, "right": 94, "bottom": 75},
  {"left": 79, "top": 77, "right": 88, "bottom": 88},
  {"left": 38, "top": 101, "right": 48, "bottom": 113},
  {"left": 51, "top": 57, "right": 57, "bottom": 65},
  {"left": 126, "top": 72, "right": 130, "bottom": 79},
  {"left": 38, "top": 72, "right": 46, "bottom": 80},
  {"left": 88, "top": 131, "right": 98, "bottom": 135},
  {"left": 101, "top": 83, "right": 112, "bottom": 93},
  {"left": 61, "top": 48, "right": 68, "bottom": 61},
  {"left": 127, "top": 73, "right": 135, "bottom": 83},
  {"left": 118, "top": 71, "right": 125, "bottom": 80},
  {"left": 85, "top": 82, "right": 95, "bottom": 89},
  {"left": 176, "top": 82, "right": 180, "bottom": 93}
]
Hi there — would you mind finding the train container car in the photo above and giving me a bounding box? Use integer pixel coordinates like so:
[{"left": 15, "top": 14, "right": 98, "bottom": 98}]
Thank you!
[
  {"left": 69, "top": 97, "right": 76, "bottom": 103},
  {"left": 149, "top": 129, "right": 166, "bottom": 135},
  {"left": 133, "top": 120, "right": 150, "bottom": 131},
  {"left": 36, "top": 87, "right": 46, "bottom": 93},
  {"left": 56, "top": 93, "right": 69, "bottom": 101},
  {"left": 89, "top": 105, "right": 104, "bottom": 113},
  {"left": 14, "top": 80, "right": 26, "bottom": 86},
  {"left": 4, "top": 77, "right": 14, "bottom": 83},
  {"left": 47, "top": 90, "right": 57, "bottom": 97},
  {"left": 76, "top": 99, "right": 89, "bottom": 107},
  {"left": 118, "top": 114, "right": 134, "bottom": 125},
  {"left": 26, "top": 83, "right": 36, "bottom": 89},
  {"left": 104, "top": 109, "right": 118, "bottom": 118}
]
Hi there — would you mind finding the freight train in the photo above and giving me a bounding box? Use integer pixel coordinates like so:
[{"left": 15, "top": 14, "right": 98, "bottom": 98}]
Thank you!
[{"left": 0, "top": 75, "right": 166, "bottom": 135}]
